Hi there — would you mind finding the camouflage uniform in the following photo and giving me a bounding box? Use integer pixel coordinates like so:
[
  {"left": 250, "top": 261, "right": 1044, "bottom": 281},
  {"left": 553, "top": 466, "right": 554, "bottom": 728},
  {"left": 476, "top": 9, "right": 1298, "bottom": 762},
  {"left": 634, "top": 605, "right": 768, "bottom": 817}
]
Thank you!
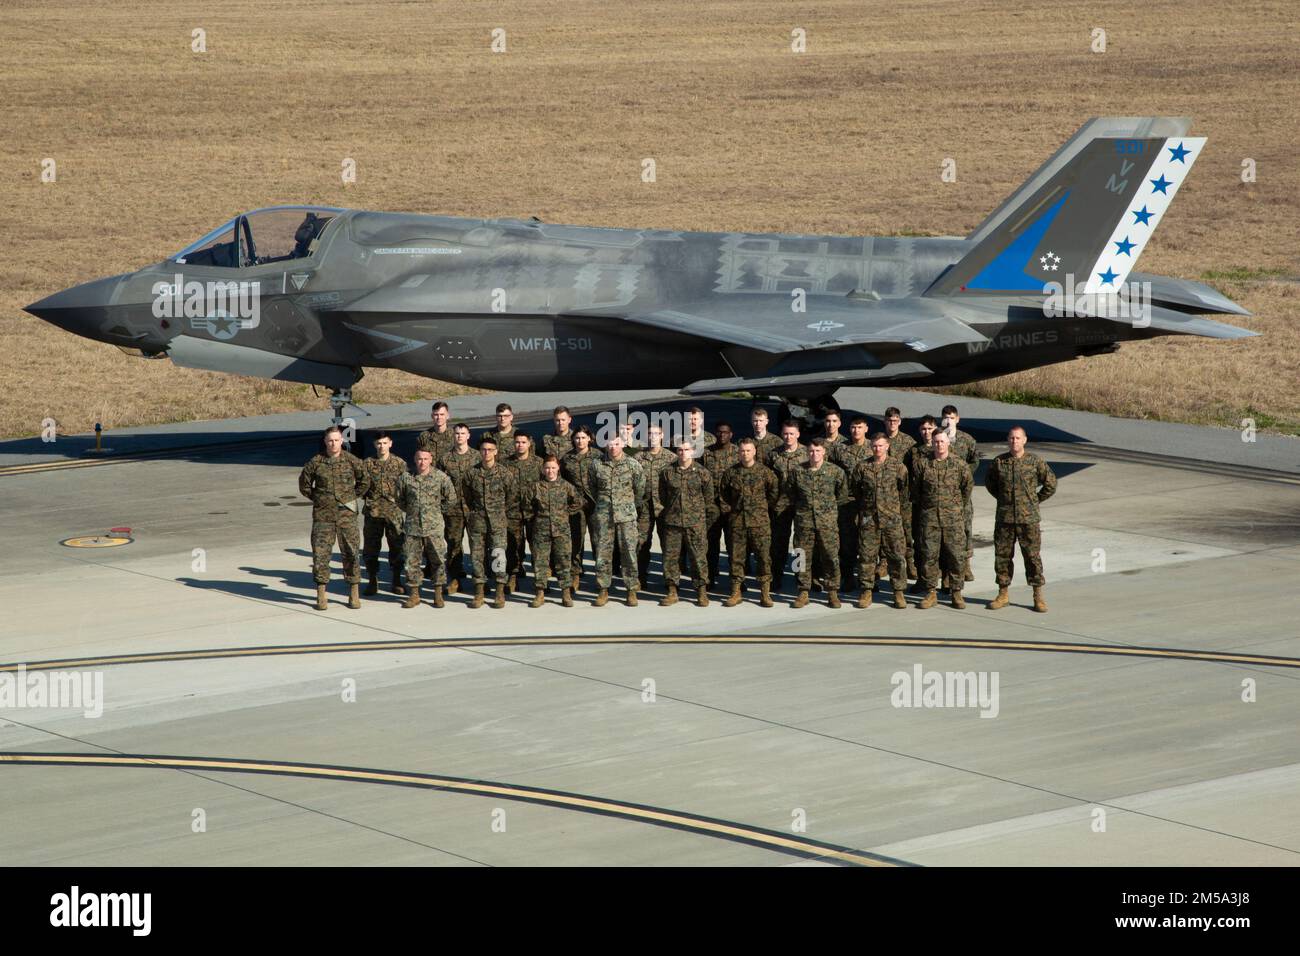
[
  {"left": 506, "top": 454, "right": 544, "bottom": 581},
  {"left": 361, "top": 455, "right": 409, "bottom": 584},
  {"left": 635, "top": 447, "right": 676, "bottom": 585},
  {"left": 299, "top": 452, "right": 371, "bottom": 585},
  {"left": 542, "top": 431, "right": 575, "bottom": 461},
  {"left": 720, "top": 460, "right": 779, "bottom": 587},
  {"left": 685, "top": 429, "right": 716, "bottom": 458},
  {"left": 786, "top": 462, "right": 850, "bottom": 591},
  {"left": 830, "top": 440, "right": 871, "bottom": 588},
  {"left": 766, "top": 445, "right": 809, "bottom": 591},
  {"left": 850, "top": 457, "right": 910, "bottom": 591},
  {"left": 481, "top": 427, "right": 519, "bottom": 460},
  {"left": 913, "top": 455, "right": 973, "bottom": 591},
  {"left": 886, "top": 431, "right": 919, "bottom": 575},
  {"left": 562, "top": 448, "right": 600, "bottom": 581},
  {"left": 397, "top": 468, "right": 458, "bottom": 587},
  {"left": 437, "top": 446, "right": 481, "bottom": 585},
  {"left": 463, "top": 461, "right": 517, "bottom": 586},
  {"left": 415, "top": 427, "right": 455, "bottom": 462},
  {"left": 702, "top": 442, "right": 739, "bottom": 584},
  {"left": 951, "top": 429, "right": 981, "bottom": 566},
  {"left": 526, "top": 476, "right": 583, "bottom": 587},
  {"left": 985, "top": 452, "right": 1057, "bottom": 586},
  {"left": 904, "top": 441, "right": 934, "bottom": 580},
  {"left": 751, "top": 432, "right": 782, "bottom": 463},
  {"left": 886, "top": 431, "right": 916, "bottom": 460},
  {"left": 590, "top": 454, "right": 646, "bottom": 591},
  {"left": 658, "top": 463, "right": 715, "bottom": 589}
]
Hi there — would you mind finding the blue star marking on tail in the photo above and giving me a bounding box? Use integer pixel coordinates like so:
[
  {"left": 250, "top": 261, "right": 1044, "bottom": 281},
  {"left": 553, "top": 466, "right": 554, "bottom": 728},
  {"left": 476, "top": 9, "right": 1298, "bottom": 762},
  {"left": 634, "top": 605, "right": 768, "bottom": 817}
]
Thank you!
[
  {"left": 1098, "top": 267, "right": 1118, "bottom": 286},
  {"left": 1150, "top": 174, "right": 1172, "bottom": 194},
  {"left": 1133, "top": 206, "right": 1154, "bottom": 226},
  {"left": 1114, "top": 237, "right": 1135, "bottom": 255},
  {"left": 1168, "top": 142, "right": 1191, "bottom": 163}
]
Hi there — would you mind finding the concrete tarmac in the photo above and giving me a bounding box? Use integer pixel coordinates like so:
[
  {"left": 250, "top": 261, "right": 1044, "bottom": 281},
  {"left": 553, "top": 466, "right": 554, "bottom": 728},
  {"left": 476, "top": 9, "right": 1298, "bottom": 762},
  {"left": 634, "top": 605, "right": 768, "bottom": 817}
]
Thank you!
[{"left": 1, "top": 390, "right": 1297, "bottom": 866}]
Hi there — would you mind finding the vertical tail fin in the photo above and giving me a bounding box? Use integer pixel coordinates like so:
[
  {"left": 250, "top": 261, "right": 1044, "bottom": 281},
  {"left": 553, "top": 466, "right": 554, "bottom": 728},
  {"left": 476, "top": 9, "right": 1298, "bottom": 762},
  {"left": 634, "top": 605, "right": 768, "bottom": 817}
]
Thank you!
[{"left": 925, "top": 118, "right": 1204, "bottom": 296}]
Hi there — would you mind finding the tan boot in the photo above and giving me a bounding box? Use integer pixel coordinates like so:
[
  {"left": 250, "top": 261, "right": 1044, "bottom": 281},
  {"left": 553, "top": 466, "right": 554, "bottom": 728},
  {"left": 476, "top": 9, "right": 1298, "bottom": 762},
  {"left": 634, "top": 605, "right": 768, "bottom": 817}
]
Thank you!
[
  {"left": 988, "top": 586, "right": 1010, "bottom": 610},
  {"left": 696, "top": 586, "right": 709, "bottom": 607},
  {"left": 432, "top": 585, "right": 444, "bottom": 609},
  {"left": 918, "top": 590, "right": 937, "bottom": 609},
  {"left": 561, "top": 587, "right": 574, "bottom": 607},
  {"left": 1033, "top": 586, "right": 1048, "bottom": 613},
  {"left": 626, "top": 588, "right": 638, "bottom": 607},
  {"left": 364, "top": 571, "right": 379, "bottom": 596},
  {"left": 347, "top": 583, "right": 361, "bottom": 609},
  {"left": 724, "top": 581, "right": 743, "bottom": 607},
  {"left": 659, "top": 586, "right": 678, "bottom": 607},
  {"left": 530, "top": 589, "right": 545, "bottom": 608},
  {"left": 493, "top": 584, "right": 506, "bottom": 609},
  {"left": 571, "top": 573, "right": 580, "bottom": 591},
  {"left": 964, "top": 557, "right": 974, "bottom": 582},
  {"left": 951, "top": 589, "right": 965, "bottom": 609},
  {"left": 402, "top": 585, "right": 420, "bottom": 609},
  {"left": 593, "top": 588, "right": 608, "bottom": 607},
  {"left": 893, "top": 587, "right": 907, "bottom": 609},
  {"left": 315, "top": 584, "right": 328, "bottom": 611},
  {"left": 827, "top": 589, "right": 841, "bottom": 609},
  {"left": 856, "top": 589, "right": 872, "bottom": 609},
  {"left": 759, "top": 581, "right": 774, "bottom": 608},
  {"left": 792, "top": 590, "right": 809, "bottom": 608},
  {"left": 470, "top": 584, "right": 485, "bottom": 609},
  {"left": 507, "top": 574, "right": 517, "bottom": 594},
  {"left": 447, "top": 577, "right": 460, "bottom": 595}
]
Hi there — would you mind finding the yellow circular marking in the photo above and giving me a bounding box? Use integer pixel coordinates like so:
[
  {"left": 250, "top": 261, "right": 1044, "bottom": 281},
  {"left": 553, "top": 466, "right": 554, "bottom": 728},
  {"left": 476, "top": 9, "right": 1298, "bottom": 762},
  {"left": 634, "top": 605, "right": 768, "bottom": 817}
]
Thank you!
[{"left": 60, "top": 534, "right": 133, "bottom": 549}]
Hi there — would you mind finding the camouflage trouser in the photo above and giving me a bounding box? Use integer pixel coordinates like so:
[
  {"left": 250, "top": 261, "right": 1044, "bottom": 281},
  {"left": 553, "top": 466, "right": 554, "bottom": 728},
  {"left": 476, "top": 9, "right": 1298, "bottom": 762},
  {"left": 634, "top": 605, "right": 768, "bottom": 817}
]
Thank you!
[
  {"left": 444, "top": 511, "right": 468, "bottom": 582},
  {"left": 311, "top": 511, "right": 360, "bottom": 585},
  {"left": 404, "top": 531, "right": 448, "bottom": 587},
  {"left": 663, "top": 525, "right": 708, "bottom": 588},
  {"left": 362, "top": 514, "right": 404, "bottom": 577},
  {"left": 770, "top": 509, "right": 795, "bottom": 591},
  {"left": 994, "top": 521, "right": 1045, "bottom": 586},
  {"left": 903, "top": 502, "right": 915, "bottom": 570},
  {"left": 793, "top": 521, "right": 840, "bottom": 590},
  {"left": 467, "top": 518, "right": 509, "bottom": 586},
  {"left": 507, "top": 519, "right": 530, "bottom": 578},
  {"left": 638, "top": 514, "right": 666, "bottom": 586},
  {"left": 963, "top": 495, "right": 974, "bottom": 560},
  {"left": 592, "top": 511, "right": 640, "bottom": 590},
  {"left": 838, "top": 505, "right": 859, "bottom": 587},
  {"left": 919, "top": 509, "right": 965, "bottom": 590},
  {"left": 569, "top": 506, "right": 593, "bottom": 576},
  {"left": 530, "top": 527, "right": 572, "bottom": 588},
  {"left": 706, "top": 514, "right": 730, "bottom": 585},
  {"left": 727, "top": 522, "right": 772, "bottom": 586},
  {"left": 858, "top": 515, "right": 906, "bottom": 590}
]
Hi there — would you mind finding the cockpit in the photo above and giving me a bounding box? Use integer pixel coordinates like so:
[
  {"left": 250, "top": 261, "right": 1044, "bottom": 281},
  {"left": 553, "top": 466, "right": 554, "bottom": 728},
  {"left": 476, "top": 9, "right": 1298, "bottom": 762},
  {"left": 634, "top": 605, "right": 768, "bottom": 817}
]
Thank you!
[{"left": 173, "top": 206, "right": 346, "bottom": 268}]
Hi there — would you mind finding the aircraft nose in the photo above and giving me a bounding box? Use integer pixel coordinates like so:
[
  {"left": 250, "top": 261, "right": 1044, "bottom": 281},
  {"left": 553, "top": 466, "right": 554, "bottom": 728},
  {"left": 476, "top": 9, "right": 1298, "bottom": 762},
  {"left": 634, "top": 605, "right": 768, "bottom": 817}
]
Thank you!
[{"left": 25, "top": 275, "right": 125, "bottom": 339}]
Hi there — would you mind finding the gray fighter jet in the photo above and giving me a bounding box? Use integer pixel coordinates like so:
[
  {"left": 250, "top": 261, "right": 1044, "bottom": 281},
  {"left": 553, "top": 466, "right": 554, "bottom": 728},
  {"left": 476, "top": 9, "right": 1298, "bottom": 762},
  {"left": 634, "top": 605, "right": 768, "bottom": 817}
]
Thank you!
[{"left": 26, "top": 117, "right": 1252, "bottom": 421}]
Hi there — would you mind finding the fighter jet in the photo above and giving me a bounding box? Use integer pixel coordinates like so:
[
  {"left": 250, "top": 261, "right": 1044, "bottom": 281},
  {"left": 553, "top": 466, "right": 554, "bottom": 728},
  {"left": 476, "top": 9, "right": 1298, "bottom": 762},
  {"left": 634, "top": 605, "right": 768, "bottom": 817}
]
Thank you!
[{"left": 26, "top": 116, "right": 1252, "bottom": 421}]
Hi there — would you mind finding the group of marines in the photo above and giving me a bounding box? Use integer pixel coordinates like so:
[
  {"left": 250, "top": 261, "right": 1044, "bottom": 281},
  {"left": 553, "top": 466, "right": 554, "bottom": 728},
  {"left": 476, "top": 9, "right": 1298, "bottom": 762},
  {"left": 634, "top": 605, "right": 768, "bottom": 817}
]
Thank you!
[{"left": 298, "top": 399, "right": 1057, "bottom": 613}]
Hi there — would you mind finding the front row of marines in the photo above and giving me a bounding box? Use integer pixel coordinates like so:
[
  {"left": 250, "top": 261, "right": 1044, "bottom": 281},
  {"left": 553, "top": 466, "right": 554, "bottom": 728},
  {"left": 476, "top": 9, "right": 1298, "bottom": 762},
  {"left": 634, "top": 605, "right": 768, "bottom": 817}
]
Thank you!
[{"left": 298, "top": 402, "right": 1057, "bottom": 612}]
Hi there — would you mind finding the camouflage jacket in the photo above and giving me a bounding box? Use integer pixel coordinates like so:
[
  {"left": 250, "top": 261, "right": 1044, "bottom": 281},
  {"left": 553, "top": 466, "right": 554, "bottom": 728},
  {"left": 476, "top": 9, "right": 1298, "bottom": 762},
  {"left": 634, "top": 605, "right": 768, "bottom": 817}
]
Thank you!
[
  {"left": 506, "top": 455, "right": 544, "bottom": 521},
  {"left": 636, "top": 447, "right": 676, "bottom": 517},
  {"left": 951, "top": 429, "right": 980, "bottom": 473},
  {"left": 527, "top": 477, "right": 583, "bottom": 537},
  {"left": 831, "top": 440, "right": 871, "bottom": 474},
  {"left": 685, "top": 429, "right": 716, "bottom": 458},
  {"left": 591, "top": 454, "right": 646, "bottom": 524},
  {"left": 751, "top": 432, "right": 782, "bottom": 462},
  {"left": 985, "top": 452, "right": 1057, "bottom": 524},
  {"left": 914, "top": 455, "right": 973, "bottom": 519},
  {"left": 786, "top": 462, "right": 850, "bottom": 530},
  {"left": 767, "top": 445, "right": 810, "bottom": 513},
  {"left": 658, "top": 463, "right": 716, "bottom": 529},
  {"left": 850, "top": 457, "right": 910, "bottom": 525},
  {"left": 397, "top": 469, "right": 458, "bottom": 537},
  {"left": 298, "top": 452, "right": 370, "bottom": 521},
  {"left": 362, "top": 455, "right": 409, "bottom": 523},
  {"left": 720, "top": 461, "right": 778, "bottom": 530},
  {"left": 463, "top": 462, "right": 518, "bottom": 530},
  {"left": 437, "top": 447, "right": 482, "bottom": 517},
  {"left": 886, "top": 431, "right": 916, "bottom": 460},
  {"left": 561, "top": 448, "right": 600, "bottom": 510},
  {"left": 542, "top": 431, "right": 575, "bottom": 461},
  {"left": 702, "top": 443, "right": 739, "bottom": 503},
  {"left": 415, "top": 427, "right": 454, "bottom": 461},
  {"left": 480, "top": 427, "right": 518, "bottom": 460}
]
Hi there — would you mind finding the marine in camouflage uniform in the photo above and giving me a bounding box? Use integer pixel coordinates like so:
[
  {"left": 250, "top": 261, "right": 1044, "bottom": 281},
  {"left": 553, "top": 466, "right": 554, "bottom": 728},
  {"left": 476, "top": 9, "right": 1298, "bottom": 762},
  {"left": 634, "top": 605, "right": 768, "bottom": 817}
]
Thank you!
[
  {"left": 589, "top": 439, "right": 646, "bottom": 605},
  {"left": 298, "top": 431, "right": 371, "bottom": 610},
  {"left": 505, "top": 436, "right": 543, "bottom": 591},
  {"left": 658, "top": 447, "right": 716, "bottom": 606},
  {"left": 719, "top": 440, "right": 779, "bottom": 607},
  {"left": 849, "top": 438, "right": 910, "bottom": 608},
  {"left": 766, "top": 437, "right": 809, "bottom": 593},
  {"left": 542, "top": 430, "right": 575, "bottom": 461},
  {"left": 437, "top": 435, "right": 480, "bottom": 593},
  {"left": 415, "top": 426, "right": 454, "bottom": 462},
  {"left": 830, "top": 424, "right": 872, "bottom": 592},
  {"left": 785, "top": 442, "right": 850, "bottom": 607},
  {"left": 525, "top": 462, "right": 583, "bottom": 607},
  {"left": 884, "top": 424, "right": 918, "bottom": 580},
  {"left": 904, "top": 424, "right": 938, "bottom": 589},
  {"left": 397, "top": 455, "right": 458, "bottom": 607},
  {"left": 361, "top": 439, "right": 409, "bottom": 595},
  {"left": 462, "top": 442, "right": 518, "bottom": 608},
  {"left": 701, "top": 429, "right": 739, "bottom": 587},
  {"left": 949, "top": 426, "right": 981, "bottom": 581},
  {"left": 913, "top": 432, "right": 973, "bottom": 608},
  {"left": 635, "top": 440, "right": 676, "bottom": 587},
  {"left": 562, "top": 436, "right": 600, "bottom": 589},
  {"left": 984, "top": 429, "right": 1057, "bottom": 612}
]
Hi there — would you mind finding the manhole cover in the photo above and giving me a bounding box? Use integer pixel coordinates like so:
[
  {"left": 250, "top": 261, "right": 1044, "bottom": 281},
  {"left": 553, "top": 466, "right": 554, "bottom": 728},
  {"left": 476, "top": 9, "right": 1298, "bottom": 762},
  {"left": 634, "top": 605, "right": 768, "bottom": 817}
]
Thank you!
[{"left": 61, "top": 533, "right": 134, "bottom": 549}]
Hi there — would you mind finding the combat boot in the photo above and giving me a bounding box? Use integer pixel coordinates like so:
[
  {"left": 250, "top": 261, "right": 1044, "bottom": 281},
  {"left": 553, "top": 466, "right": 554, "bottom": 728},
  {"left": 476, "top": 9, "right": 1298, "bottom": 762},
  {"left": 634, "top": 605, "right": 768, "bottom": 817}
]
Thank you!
[
  {"left": 493, "top": 584, "right": 506, "bottom": 609},
  {"left": 759, "top": 581, "right": 774, "bottom": 608},
  {"left": 571, "top": 573, "right": 581, "bottom": 591},
  {"left": 530, "top": 589, "right": 545, "bottom": 609},
  {"left": 561, "top": 587, "right": 574, "bottom": 607},
  {"left": 963, "top": 557, "right": 974, "bottom": 583},
  {"left": 315, "top": 585, "right": 328, "bottom": 611},
  {"left": 659, "top": 586, "right": 678, "bottom": 607},
  {"left": 827, "top": 589, "right": 841, "bottom": 609},
  {"left": 402, "top": 585, "right": 420, "bottom": 609},
  {"left": 470, "top": 584, "right": 485, "bottom": 609},
  {"left": 391, "top": 568, "right": 404, "bottom": 594},
  {"left": 507, "top": 574, "right": 517, "bottom": 594},
  {"left": 593, "top": 588, "right": 609, "bottom": 607},
  {"left": 792, "top": 590, "right": 809, "bottom": 608},
  {"left": 348, "top": 583, "right": 361, "bottom": 609},
  {"left": 626, "top": 588, "right": 638, "bottom": 607},
  {"left": 893, "top": 587, "right": 907, "bottom": 609},
  {"left": 918, "top": 590, "right": 937, "bottom": 609},
  {"left": 724, "top": 581, "right": 743, "bottom": 607},
  {"left": 432, "top": 585, "right": 444, "bottom": 609},
  {"left": 1033, "top": 586, "right": 1048, "bottom": 613},
  {"left": 696, "top": 586, "right": 709, "bottom": 608},
  {"left": 988, "top": 586, "right": 1010, "bottom": 610},
  {"left": 447, "top": 577, "right": 461, "bottom": 595},
  {"left": 856, "top": 589, "right": 872, "bottom": 609},
  {"left": 951, "top": 589, "right": 965, "bottom": 609},
  {"left": 364, "top": 571, "right": 379, "bottom": 596}
]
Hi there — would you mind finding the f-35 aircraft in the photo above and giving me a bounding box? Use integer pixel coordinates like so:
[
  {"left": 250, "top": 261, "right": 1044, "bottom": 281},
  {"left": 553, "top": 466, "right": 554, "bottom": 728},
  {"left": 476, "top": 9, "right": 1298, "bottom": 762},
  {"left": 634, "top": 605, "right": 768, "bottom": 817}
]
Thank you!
[{"left": 26, "top": 117, "right": 1252, "bottom": 422}]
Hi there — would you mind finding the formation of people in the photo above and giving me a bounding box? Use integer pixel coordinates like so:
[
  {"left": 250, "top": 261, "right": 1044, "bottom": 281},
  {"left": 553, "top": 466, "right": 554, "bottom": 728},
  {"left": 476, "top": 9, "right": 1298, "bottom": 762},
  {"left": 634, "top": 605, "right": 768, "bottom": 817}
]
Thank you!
[{"left": 297, "top": 400, "right": 1057, "bottom": 612}]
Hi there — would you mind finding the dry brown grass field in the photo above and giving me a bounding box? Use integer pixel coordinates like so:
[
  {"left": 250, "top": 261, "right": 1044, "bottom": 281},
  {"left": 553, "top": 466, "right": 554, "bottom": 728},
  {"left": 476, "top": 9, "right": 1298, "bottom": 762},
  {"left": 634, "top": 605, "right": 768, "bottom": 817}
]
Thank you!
[{"left": 2, "top": 0, "right": 1297, "bottom": 439}]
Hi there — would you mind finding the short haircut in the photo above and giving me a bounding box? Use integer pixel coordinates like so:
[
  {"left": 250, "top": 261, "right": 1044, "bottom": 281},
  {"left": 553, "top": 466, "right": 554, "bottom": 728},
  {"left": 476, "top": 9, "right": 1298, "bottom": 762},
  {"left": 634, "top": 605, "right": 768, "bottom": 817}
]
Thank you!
[
  {"left": 432, "top": 401, "right": 449, "bottom": 413},
  {"left": 453, "top": 422, "right": 471, "bottom": 433},
  {"left": 553, "top": 405, "right": 571, "bottom": 416},
  {"left": 737, "top": 437, "right": 756, "bottom": 448},
  {"left": 781, "top": 420, "right": 801, "bottom": 432},
  {"left": 884, "top": 406, "right": 902, "bottom": 418},
  {"left": 825, "top": 410, "right": 841, "bottom": 419},
  {"left": 919, "top": 414, "right": 937, "bottom": 427},
  {"left": 716, "top": 421, "right": 733, "bottom": 432},
  {"left": 850, "top": 416, "right": 868, "bottom": 427},
  {"left": 542, "top": 454, "right": 561, "bottom": 465},
  {"left": 941, "top": 404, "right": 959, "bottom": 417},
  {"left": 479, "top": 435, "right": 498, "bottom": 449},
  {"left": 809, "top": 437, "right": 827, "bottom": 449},
  {"left": 323, "top": 425, "right": 343, "bottom": 438},
  {"left": 496, "top": 402, "right": 513, "bottom": 414},
  {"left": 373, "top": 430, "right": 392, "bottom": 442},
  {"left": 687, "top": 406, "right": 704, "bottom": 416},
  {"left": 869, "top": 431, "right": 888, "bottom": 443},
  {"left": 752, "top": 407, "right": 769, "bottom": 419},
  {"left": 1008, "top": 425, "right": 1027, "bottom": 437},
  {"left": 413, "top": 448, "right": 432, "bottom": 458}
]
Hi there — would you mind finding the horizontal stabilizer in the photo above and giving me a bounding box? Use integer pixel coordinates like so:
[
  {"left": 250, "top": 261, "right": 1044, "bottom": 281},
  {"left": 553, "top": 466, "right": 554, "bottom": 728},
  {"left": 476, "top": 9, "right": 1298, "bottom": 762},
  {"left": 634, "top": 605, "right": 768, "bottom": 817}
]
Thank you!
[
  {"left": 1103, "top": 306, "right": 1256, "bottom": 339},
  {"left": 683, "top": 362, "right": 933, "bottom": 395}
]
